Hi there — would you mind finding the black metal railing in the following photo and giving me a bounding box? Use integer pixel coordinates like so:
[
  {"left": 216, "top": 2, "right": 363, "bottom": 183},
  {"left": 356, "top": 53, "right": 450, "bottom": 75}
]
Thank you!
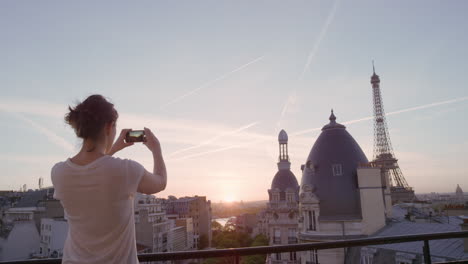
[{"left": 1, "top": 231, "right": 467, "bottom": 264}]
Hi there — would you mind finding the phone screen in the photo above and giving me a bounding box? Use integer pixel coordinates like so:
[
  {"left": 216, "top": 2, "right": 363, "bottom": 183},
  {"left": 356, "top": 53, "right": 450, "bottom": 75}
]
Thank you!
[{"left": 125, "top": 130, "right": 146, "bottom": 143}]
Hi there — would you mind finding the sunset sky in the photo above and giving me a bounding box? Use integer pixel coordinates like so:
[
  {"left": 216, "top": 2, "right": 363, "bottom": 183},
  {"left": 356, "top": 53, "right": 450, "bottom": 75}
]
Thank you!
[{"left": 1, "top": 1, "right": 467, "bottom": 202}]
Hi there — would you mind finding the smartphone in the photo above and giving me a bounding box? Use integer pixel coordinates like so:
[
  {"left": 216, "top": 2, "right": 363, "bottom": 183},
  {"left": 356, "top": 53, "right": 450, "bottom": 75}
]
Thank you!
[{"left": 125, "top": 130, "right": 146, "bottom": 143}]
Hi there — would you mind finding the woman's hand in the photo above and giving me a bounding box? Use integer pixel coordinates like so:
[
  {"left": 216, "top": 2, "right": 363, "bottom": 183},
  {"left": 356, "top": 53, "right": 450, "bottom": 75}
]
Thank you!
[
  {"left": 143, "top": 127, "right": 161, "bottom": 154},
  {"left": 108, "top": 129, "right": 134, "bottom": 156}
]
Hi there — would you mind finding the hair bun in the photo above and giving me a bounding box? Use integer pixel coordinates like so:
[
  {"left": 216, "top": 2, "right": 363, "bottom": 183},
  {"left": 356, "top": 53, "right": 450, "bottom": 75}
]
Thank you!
[{"left": 65, "top": 94, "right": 118, "bottom": 140}]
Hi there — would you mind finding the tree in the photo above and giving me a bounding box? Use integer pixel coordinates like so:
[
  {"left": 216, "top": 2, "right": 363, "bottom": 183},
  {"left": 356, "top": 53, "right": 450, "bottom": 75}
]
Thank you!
[
  {"left": 212, "top": 221, "right": 223, "bottom": 233},
  {"left": 242, "top": 234, "right": 269, "bottom": 264}
]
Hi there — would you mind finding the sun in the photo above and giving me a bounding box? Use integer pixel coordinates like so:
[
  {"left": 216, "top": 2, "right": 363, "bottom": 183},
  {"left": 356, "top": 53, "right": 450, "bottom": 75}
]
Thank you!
[{"left": 224, "top": 196, "right": 236, "bottom": 203}]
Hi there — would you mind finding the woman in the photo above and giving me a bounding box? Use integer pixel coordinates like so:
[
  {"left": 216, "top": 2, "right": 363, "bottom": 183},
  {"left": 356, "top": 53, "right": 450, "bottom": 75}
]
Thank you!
[{"left": 51, "top": 94, "right": 167, "bottom": 264}]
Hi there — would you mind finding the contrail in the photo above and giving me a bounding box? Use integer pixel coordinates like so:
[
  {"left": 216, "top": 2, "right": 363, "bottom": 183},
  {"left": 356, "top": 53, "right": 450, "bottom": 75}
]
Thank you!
[
  {"left": 168, "top": 138, "right": 266, "bottom": 162},
  {"left": 299, "top": 0, "right": 340, "bottom": 80},
  {"left": 168, "top": 121, "right": 259, "bottom": 157},
  {"left": 386, "top": 96, "right": 468, "bottom": 117},
  {"left": 161, "top": 56, "right": 265, "bottom": 109},
  {"left": 151, "top": 95, "right": 468, "bottom": 162},
  {"left": 9, "top": 112, "right": 74, "bottom": 152},
  {"left": 278, "top": 0, "right": 339, "bottom": 127},
  {"left": 277, "top": 90, "right": 297, "bottom": 128},
  {"left": 291, "top": 96, "right": 468, "bottom": 136}
]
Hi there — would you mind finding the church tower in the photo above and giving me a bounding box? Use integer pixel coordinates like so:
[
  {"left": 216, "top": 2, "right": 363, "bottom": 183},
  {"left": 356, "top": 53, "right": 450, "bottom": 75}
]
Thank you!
[{"left": 266, "top": 130, "right": 300, "bottom": 264}]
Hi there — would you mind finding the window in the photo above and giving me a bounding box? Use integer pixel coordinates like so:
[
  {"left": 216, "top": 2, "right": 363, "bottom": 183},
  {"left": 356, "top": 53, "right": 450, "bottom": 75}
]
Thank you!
[
  {"left": 360, "top": 254, "right": 373, "bottom": 264},
  {"left": 332, "top": 164, "right": 342, "bottom": 176},
  {"left": 276, "top": 253, "right": 281, "bottom": 260},
  {"left": 273, "top": 193, "right": 280, "bottom": 201},
  {"left": 273, "top": 228, "right": 281, "bottom": 244},
  {"left": 307, "top": 210, "right": 317, "bottom": 231},
  {"left": 287, "top": 193, "right": 294, "bottom": 202},
  {"left": 288, "top": 228, "right": 297, "bottom": 244},
  {"left": 361, "top": 247, "right": 376, "bottom": 264},
  {"left": 310, "top": 249, "right": 319, "bottom": 264},
  {"left": 290, "top": 251, "right": 297, "bottom": 261}
]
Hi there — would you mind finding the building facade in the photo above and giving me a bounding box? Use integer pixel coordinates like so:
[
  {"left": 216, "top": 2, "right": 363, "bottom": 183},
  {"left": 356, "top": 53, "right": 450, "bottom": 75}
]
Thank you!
[
  {"left": 39, "top": 218, "right": 68, "bottom": 258},
  {"left": 165, "top": 196, "right": 212, "bottom": 249},
  {"left": 134, "top": 193, "right": 171, "bottom": 253},
  {"left": 298, "top": 112, "right": 387, "bottom": 264},
  {"left": 266, "top": 130, "right": 300, "bottom": 264}
]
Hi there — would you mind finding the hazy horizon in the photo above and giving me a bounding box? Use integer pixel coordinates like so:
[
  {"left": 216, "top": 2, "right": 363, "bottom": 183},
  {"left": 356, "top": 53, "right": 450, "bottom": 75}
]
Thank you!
[{"left": 1, "top": 1, "right": 467, "bottom": 202}]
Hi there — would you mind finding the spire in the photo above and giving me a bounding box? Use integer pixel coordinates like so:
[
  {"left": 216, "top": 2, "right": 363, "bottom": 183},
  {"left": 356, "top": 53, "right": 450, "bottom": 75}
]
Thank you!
[
  {"left": 371, "top": 60, "right": 380, "bottom": 84},
  {"left": 322, "top": 109, "right": 345, "bottom": 130},
  {"left": 329, "top": 109, "right": 336, "bottom": 122}
]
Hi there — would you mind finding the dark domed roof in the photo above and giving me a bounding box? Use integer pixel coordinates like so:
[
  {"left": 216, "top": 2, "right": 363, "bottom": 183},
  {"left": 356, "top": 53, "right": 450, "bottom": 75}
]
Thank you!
[
  {"left": 271, "top": 170, "right": 299, "bottom": 192},
  {"left": 301, "top": 111, "right": 368, "bottom": 220},
  {"left": 270, "top": 170, "right": 299, "bottom": 201}
]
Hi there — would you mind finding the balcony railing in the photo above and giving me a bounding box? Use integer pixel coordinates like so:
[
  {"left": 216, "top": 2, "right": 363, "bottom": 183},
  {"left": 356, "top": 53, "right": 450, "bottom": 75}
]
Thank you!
[{"left": 1, "top": 231, "right": 467, "bottom": 264}]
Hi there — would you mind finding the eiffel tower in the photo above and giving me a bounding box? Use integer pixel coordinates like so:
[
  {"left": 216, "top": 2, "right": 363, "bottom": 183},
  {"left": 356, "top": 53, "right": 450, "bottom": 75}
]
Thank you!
[{"left": 370, "top": 62, "right": 416, "bottom": 204}]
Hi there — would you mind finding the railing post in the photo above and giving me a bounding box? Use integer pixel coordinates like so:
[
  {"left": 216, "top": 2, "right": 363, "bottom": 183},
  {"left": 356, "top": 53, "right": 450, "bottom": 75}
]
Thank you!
[
  {"left": 235, "top": 255, "right": 239, "bottom": 264},
  {"left": 423, "top": 240, "right": 432, "bottom": 264}
]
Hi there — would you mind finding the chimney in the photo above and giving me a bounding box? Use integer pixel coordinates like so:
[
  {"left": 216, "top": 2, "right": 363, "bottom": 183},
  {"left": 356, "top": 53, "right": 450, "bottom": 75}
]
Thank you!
[{"left": 461, "top": 216, "right": 468, "bottom": 253}]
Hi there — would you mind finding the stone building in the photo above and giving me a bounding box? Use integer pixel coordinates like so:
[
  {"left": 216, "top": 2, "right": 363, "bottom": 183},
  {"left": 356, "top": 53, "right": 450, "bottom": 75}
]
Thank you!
[
  {"left": 298, "top": 112, "right": 388, "bottom": 264},
  {"left": 266, "top": 130, "right": 300, "bottom": 264}
]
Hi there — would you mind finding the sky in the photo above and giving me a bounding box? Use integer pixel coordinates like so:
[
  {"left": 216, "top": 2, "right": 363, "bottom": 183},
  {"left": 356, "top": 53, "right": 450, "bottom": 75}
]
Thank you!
[{"left": 1, "top": 1, "right": 467, "bottom": 202}]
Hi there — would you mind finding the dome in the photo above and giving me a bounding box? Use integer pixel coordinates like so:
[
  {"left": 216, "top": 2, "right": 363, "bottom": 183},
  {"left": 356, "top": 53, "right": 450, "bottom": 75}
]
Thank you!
[
  {"left": 271, "top": 170, "right": 299, "bottom": 192},
  {"left": 456, "top": 184, "right": 463, "bottom": 194},
  {"left": 278, "top": 129, "right": 288, "bottom": 144},
  {"left": 301, "top": 111, "right": 368, "bottom": 220},
  {"left": 270, "top": 170, "right": 299, "bottom": 201}
]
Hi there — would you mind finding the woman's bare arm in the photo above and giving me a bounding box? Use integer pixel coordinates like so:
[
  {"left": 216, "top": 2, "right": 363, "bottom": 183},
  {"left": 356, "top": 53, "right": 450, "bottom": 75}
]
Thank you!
[{"left": 137, "top": 127, "right": 167, "bottom": 194}]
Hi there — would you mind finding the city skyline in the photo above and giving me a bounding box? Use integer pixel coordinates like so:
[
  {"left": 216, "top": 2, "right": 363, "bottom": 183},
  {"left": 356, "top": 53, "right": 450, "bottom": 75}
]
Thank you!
[{"left": 1, "top": 1, "right": 467, "bottom": 201}]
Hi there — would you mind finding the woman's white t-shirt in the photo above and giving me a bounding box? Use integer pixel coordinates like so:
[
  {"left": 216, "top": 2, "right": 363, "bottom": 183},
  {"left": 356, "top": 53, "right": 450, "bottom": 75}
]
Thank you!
[{"left": 51, "top": 156, "right": 146, "bottom": 264}]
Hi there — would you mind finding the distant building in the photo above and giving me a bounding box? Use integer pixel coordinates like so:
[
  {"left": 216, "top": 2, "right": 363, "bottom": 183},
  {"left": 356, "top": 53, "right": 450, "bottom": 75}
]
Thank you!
[
  {"left": 165, "top": 196, "right": 212, "bottom": 249},
  {"left": 0, "top": 221, "right": 40, "bottom": 261},
  {"left": 39, "top": 218, "right": 68, "bottom": 258},
  {"left": 0, "top": 188, "right": 65, "bottom": 261},
  {"left": 353, "top": 205, "right": 468, "bottom": 263},
  {"left": 173, "top": 218, "right": 194, "bottom": 251},
  {"left": 4, "top": 188, "right": 52, "bottom": 231},
  {"left": 135, "top": 193, "right": 195, "bottom": 254},
  {"left": 456, "top": 184, "right": 464, "bottom": 203},
  {"left": 265, "top": 130, "right": 300, "bottom": 264},
  {"left": 254, "top": 209, "right": 268, "bottom": 237},
  {"left": 235, "top": 213, "right": 257, "bottom": 234},
  {"left": 135, "top": 193, "right": 170, "bottom": 253}
]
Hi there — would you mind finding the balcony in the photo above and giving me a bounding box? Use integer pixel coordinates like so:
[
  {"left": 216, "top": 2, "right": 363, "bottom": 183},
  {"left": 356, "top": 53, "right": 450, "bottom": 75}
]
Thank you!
[
  {"left": 273, "top": 237, "right": 281, "bottom": 244},
  {"left": 1, "top": 231, "right": 467, "bottom": 264}
]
